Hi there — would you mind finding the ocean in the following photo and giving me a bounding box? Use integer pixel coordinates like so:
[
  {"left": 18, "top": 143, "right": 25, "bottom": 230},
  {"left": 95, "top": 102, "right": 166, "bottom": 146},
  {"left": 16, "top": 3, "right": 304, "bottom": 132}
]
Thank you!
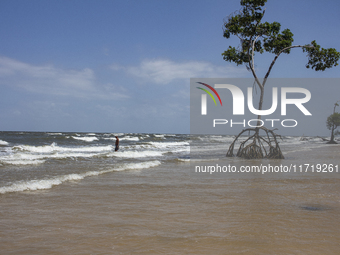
[{"left": 0, "top": 131, "right": 339, "bottom": 254}]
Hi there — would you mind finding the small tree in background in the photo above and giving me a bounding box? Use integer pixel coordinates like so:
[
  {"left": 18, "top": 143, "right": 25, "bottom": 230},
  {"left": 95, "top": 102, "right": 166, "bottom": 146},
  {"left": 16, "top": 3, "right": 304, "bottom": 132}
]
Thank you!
[
  {"left": 326, "top": 102, "right": 340, "bottom": 144},
  {"left": 222, "top": 0, "right": 340, "bottom": 159}
]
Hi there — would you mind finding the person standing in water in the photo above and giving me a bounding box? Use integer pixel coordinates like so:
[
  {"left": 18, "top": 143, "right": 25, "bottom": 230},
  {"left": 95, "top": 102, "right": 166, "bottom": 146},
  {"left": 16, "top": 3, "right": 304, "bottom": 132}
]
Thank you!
[{"left": 115, "top": 136, "right": 119, "bottom": 151}]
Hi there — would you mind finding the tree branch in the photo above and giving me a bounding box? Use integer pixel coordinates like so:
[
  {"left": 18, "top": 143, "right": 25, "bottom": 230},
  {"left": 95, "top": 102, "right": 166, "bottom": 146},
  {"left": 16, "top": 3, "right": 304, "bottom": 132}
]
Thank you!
[
  {"left": 247, "top": 9, "right": 266, "bottom": 90},
  {"left": 263, "top": 45, "right": 314, "bottom": 87},
  {"left": 251, "top": 34, "right": 263, "bottom": 89}
]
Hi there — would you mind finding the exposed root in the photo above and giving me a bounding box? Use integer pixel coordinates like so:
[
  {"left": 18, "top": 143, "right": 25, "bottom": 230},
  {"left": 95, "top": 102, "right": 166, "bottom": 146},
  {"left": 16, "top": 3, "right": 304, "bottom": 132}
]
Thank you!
[{"left": 226, "top": 127, "right": 284, "bottom": 159}]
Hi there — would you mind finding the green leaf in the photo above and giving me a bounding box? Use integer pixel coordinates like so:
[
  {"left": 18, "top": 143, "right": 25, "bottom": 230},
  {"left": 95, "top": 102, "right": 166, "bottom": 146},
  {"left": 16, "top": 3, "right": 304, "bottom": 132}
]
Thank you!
[
  {"left": 222, "top": 1, "right": 339, "bottom": 74},
  {"left": 303, "top": 40, "right": 340, "bottom": 71},
  {"left": 326, "top": 112, "right": 340, "bottom": 130}
]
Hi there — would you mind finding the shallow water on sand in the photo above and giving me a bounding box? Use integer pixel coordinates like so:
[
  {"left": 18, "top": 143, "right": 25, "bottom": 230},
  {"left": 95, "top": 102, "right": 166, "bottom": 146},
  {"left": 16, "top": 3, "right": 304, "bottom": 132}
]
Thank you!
[
  {"left": 0, "top": 133, "right": 339, "bottom": 254},
  {"left": 1, "top": 148, "right": 339, "bottom": 254}
]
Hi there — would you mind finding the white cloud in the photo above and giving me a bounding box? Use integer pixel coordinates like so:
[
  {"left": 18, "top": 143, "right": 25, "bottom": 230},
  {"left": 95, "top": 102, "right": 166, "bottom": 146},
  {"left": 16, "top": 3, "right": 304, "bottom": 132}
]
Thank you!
[
  {"left": 0, "top": 56, "right": 128, "bottom": 100},
  {"left": 112, "top": 59, "right": 247, "bottom": 84}
]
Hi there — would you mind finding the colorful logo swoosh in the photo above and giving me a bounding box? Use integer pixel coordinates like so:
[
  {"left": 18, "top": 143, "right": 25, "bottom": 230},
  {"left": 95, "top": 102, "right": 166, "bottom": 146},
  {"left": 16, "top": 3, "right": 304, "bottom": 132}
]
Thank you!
[{"left": 196, "top": 82, "right": 223, "bottom": 106}]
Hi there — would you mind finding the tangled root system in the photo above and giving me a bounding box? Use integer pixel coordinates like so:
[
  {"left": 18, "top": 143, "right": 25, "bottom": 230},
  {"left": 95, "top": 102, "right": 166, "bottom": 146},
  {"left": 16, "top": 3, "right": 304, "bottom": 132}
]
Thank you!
[{"left": 226, "top": 127, "right": 284, "bottom": 159}]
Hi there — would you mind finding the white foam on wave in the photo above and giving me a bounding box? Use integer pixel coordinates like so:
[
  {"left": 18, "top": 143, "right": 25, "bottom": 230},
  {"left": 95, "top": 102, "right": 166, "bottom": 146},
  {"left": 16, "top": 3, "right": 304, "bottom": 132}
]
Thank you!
[
  {"left": 72, "top": 136, "right": 98, "bottom": 142},
  {"left": 177, "top": 157, "right": 190, "bottom": 162},
  {"left": 0, "top": 152, "right": 96, "bottom": 166},
  {"left": 1, "top": 159, "right": 46, "bottom": 165},
  {"left": 1, "top": 143, "right": 115, "bottom": 165},
  {"left": 114, "top": 160, "right": 161, "bottom": 171},
  {"left": 0, "top": 172, "right": 92, "bottom": 194},
  {"left": 102, "top": 137, "right": 116, "bottom": 141},
  {"left": 121, "top": 136, "right": 139, "bottom": 141},
  {"left": 124, "top": 141, "right": 189, "bottom": 154},
  {"left": 112, "top": 150, "right": 164, "bottom": 158},
  {"left": 154, "top": 134, "right": 165, "bottom": 139},
  {"left": 170, "top": 147, "right": 190, "bottom": 153},
  {"left": 0, "top": 160, "right": 161, "bottom": 194},
  {"left": 13, "top": 143, "right": 113, "bottom": 153},
  {"left": 0, "top": 139, "right": 186, "bottom": 165},
  {"left": 0, "top": 179, "right": 63, "bottom": 194},
  {"left": 104, "top": 136, "right": 139, "bottom": 141},
  {"left": 1, "top": 159, "right": 46, "bottom": 166},
  {"left": 105, "top": 133, "right": 124, "bottom": 137},
  {"left": 148, "top": 141, "right": 189, "bottom": 149},
  {"left": 0, "top": 140, "right": 9, "bottom": 146},
  {"left": 210, "top": 136, "right": 235, "bottom": 143},
  {"left": 189, "top": 158, "right": 221, "bottom": 162}
]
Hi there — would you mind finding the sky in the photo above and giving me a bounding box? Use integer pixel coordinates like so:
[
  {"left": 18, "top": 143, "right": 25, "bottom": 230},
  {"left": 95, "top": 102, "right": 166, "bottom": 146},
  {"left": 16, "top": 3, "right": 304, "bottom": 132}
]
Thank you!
[{"left": 0, "top": 0, "right": 339, "bottom": 135}]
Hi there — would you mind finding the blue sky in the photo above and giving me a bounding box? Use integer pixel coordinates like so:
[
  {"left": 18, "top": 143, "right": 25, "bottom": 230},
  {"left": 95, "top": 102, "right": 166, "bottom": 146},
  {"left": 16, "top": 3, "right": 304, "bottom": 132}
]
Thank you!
[{"left": 0, "top": 0, "right": 339, "bottom": 134}]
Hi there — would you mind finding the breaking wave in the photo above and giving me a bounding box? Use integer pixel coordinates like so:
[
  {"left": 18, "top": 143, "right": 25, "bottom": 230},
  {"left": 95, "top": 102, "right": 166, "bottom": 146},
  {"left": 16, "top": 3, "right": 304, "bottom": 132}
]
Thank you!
[{"left": 0, "top": 160, "right": 161, "bottom": 194}]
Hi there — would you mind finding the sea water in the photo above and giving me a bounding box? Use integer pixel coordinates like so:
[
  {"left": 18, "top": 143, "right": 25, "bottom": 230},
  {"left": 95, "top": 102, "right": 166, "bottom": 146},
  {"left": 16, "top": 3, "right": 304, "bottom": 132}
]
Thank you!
[
  {"left": 0, "top": 131, "right": 339, "bottom": 254},
  {"left": 0, "top": 132, "right": 189, "bottom": 193}
]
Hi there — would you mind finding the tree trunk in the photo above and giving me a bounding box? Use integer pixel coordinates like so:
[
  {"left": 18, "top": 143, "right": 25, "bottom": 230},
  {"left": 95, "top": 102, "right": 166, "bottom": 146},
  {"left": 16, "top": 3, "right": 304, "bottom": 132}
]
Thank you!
[
  {"left": 256, "top": 87, "right": 264, "bottom": 127},
  {"left": 328, "top": 124, "right": 337, "bottom": 144}
]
